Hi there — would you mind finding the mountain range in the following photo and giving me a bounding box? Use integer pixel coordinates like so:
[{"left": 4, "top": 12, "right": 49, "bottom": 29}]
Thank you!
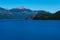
[
  {"left": 0, "top": 7, "right": 60, "bottom": 20},
  {"left": 0, "top": 7, "right": 38, "bottom": 19}
]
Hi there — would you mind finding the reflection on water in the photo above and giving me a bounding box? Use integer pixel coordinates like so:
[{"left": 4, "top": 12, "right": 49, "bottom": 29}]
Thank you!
[{"left": 0, "top": 20, "right": 60, "bottom": 40}]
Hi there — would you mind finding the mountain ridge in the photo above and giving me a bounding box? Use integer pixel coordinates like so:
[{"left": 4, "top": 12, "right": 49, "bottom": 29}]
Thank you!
[{"left": 0, "top": 7, "right": 60, "bottom": 20}]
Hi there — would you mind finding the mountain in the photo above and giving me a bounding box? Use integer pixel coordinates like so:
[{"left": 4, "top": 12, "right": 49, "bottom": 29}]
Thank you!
[
  {"left": 0, "top": 7, "right": 15, "bottom": 19},
  {"left": 9, "top": 8, "right": 34, "bottom": 19},
  {"left": 0, "top": 7, "right": 35, "bottom": 19},
  {"left": 0, "top": 7, "right": 60, "bottom": 20},
  {"left": 0, "top": 7, "right": 7, "bottom": 13},
  {"left": 33, "top": 10, "right": 60, "bottom": 20},
  {"left": 53, "top": 11, "right": 60, "bottom": 20},
  {"left": 9, "top": 8, "right": 32, "bottom": 14}
]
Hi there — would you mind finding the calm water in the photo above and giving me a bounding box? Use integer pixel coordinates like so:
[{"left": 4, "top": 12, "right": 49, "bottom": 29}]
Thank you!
[{"left": 0, "top": 20, "right": 60, "bottom": 40}]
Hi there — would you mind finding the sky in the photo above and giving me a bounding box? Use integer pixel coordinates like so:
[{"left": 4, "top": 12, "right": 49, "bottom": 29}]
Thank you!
[{"left": 0, "top": 0, "right": 60, "bottom": 13}]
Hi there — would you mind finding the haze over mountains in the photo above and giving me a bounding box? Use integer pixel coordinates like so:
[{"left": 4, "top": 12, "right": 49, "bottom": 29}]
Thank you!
[{"left": 0, "top": 7, "right": 60, "bottom": 20}]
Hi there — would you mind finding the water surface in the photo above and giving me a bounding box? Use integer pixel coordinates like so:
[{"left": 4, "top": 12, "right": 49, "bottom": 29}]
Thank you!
[{"left": 0, "top": 20, "right": 60, "bottom": 40}]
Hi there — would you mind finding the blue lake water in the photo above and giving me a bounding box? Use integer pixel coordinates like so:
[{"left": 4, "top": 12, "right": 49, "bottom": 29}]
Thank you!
[{"left": 0, "top": 20, "right": 60, "bottom": 40}]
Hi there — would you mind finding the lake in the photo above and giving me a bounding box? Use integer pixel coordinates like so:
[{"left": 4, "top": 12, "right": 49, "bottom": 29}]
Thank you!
[{"left": 0, "top": 20, "right": 60, "bottom": 40}]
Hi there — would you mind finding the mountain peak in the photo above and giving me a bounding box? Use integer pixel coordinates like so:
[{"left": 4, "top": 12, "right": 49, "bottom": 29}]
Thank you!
[{"left": 16, "top": 6, "right": 25, "bottom": 9}]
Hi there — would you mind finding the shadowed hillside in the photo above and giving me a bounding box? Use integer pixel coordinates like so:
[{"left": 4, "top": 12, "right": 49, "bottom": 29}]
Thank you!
[{"left": 33, "top": 11, "right": 60, "bottom": 20}]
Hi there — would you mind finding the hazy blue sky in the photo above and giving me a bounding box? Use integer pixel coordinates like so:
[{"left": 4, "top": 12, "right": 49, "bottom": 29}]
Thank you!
[{"left": 0, "top": 0, "right": 60, "bottom": 12}]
